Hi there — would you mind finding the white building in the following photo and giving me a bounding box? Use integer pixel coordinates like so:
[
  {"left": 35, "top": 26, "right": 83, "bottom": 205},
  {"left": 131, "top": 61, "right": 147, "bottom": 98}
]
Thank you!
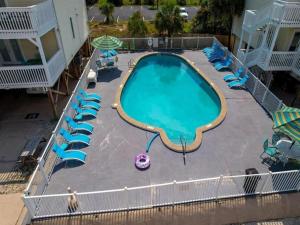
[
  {"left": 0, "top": 0, "right": 89, "bottom": 90},
  {"left": 232, "top": 0, "right": 300, "bottom": 105}
]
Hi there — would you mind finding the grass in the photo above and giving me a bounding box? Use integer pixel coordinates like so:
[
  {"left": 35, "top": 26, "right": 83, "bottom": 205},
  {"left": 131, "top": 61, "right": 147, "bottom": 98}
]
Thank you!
[{"left": 89, "top": 20, "right": 193, "bottom": 38}]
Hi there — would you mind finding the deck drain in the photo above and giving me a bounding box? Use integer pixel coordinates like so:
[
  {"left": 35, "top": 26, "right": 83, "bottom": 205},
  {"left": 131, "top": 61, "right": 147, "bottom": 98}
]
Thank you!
[{"left": 24, "top": 113, "right": 39, "bottom": 119}]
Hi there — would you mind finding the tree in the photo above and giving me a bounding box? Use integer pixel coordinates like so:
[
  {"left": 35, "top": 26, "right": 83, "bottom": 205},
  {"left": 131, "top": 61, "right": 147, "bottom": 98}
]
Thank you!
[
  {"left": 192, "top": 0, "right": 245, "bottom": 48},
  {"left": 99, "top": 2, "right": 115, "bottom": 24},
  {"left": 154, "top": 2, "right": 184, "bottom": 37},
  {"left": 128, "top": 11, "right": 148, "bottom": 37}
]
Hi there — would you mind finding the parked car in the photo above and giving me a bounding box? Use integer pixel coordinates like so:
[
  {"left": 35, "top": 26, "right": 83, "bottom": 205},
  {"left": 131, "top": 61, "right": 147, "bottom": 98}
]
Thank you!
[{"left": 179, "top": 7, "right": 188, "bottom": 20}]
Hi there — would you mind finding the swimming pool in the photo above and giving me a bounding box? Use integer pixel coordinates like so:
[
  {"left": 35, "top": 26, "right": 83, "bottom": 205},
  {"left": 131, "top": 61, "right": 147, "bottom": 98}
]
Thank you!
[{"left": 114, "top": 53, "right": 227, "bottom": 152}]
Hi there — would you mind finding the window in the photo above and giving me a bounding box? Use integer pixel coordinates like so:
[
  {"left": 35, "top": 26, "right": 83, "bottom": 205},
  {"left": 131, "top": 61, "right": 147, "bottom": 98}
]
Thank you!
[{"left": 70, "top": 17, "right": 75, "bottom": 39}]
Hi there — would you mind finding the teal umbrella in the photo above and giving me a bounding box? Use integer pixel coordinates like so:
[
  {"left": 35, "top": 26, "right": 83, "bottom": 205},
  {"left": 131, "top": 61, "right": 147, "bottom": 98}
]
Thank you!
[{"left": 91, "top": 35, "right": 123, "bottom": 50}]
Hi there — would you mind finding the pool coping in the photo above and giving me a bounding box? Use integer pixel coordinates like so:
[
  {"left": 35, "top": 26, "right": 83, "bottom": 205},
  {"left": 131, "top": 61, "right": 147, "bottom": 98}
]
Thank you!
[{"left": 113, "top": 52, "right": 227, "bottom": 152}]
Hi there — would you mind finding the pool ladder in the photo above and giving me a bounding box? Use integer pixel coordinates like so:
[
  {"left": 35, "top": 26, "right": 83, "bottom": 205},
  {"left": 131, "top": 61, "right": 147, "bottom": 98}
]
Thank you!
[
  {"left": 128, "top": 58, "right": 136, "bottom": 68},
  {"left": 180, "top": 135, "right": 187, "bottom": 165}
]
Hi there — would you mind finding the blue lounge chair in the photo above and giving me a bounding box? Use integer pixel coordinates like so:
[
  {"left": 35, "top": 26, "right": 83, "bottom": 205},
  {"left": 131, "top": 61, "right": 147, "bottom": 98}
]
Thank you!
[
  {"left": 203, "top": 42, "right": 218, "bottom": 54},
  {"left": 223, "top": 68, "right": 244, "bottom": 82},
  {"left": 208, "top": 51, "right": 225, "bottom": 62},
  {"left": 227, "top": 75, "right": 249, "bottom": 88},
  {"left": 65, "top": 116, "right": 94, "bottom": 133},
  {"left": 71, "top": 103, "right": 97, "bottom": 120},
  {"left": 59, "top": 128, "right": 91, "bottom": 145},
  {"left": 52, "top": 143, "right": 87, "bottom": 164},
  {"left": 79, "top": 89, "right": 101, "bottom": 102},
  {"left": 214, "top": 57, "right": 233, "bottom": 71},
  {"left": 76, "top": 95, "right": 101, "bottom": 111}
]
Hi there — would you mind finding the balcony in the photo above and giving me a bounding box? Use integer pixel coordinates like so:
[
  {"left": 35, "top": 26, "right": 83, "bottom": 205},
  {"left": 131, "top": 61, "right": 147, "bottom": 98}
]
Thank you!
[
  {"left": 0, "top": 0, "right": 57, "bottom": 39},
  {"left": 0, "top": 49, "right": 66, "bottom": 89},
  {"left": 242, "top": 1, "right": 300, "bottom": 32}
]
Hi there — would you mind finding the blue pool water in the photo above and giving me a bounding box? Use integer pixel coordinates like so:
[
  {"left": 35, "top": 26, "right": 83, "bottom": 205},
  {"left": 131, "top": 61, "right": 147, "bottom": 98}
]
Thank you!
[{"left": 121, "top": 54, "right": 221, "bottom": 144}]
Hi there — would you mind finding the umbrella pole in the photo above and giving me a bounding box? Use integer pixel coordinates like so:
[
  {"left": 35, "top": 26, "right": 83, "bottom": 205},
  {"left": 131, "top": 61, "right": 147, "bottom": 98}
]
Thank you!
[{"left": 290, "top": 140, "right": 296, "bottom": 149}]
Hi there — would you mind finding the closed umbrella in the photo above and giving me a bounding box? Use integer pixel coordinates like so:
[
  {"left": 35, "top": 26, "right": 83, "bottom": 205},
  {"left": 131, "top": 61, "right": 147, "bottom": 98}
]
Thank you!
[{"left": 91, "top": 35, "right": 123, "bottom": 50}]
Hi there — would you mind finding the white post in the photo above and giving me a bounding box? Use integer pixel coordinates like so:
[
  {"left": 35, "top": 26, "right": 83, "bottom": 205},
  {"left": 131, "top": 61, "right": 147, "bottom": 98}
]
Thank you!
[
  {"left": 238, "top": 30, "right": 244, "bottom": 50},
  {"left": 172, "top": 180, "right": 176, "bottom": 206},
  {"left": 124, "top": 187, "right": 129, "bottom": 210},
  {"left": 215, "top": 175, "right": 223, "bottom": 201},
  {"left": 36, "top": 37, "right": 52, "bottom": 84},
  {"left": 259, "top": 172, "right": 271, "bottom": 194},
  {"left": 73, "top": 192, "right": 82, "bottom": 214},
  {"left": 23, "top": 196, "right": 35, "bottom": 218},
  {"left": 297, "top": 171, "right": 300, "bottom": 191},
  {"left": 196, "top": 36, "right": 199, "bottom": 49},
  {"left": 277, "top": 100, "right": 283, "bottom": 110},
  {"left": 38, "top": 160, "right": 48, "bottom": 184}
]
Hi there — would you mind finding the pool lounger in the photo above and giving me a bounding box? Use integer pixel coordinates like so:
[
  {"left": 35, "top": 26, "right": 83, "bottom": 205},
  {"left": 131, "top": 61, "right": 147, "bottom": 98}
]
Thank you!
[
  {"left": 76, "top": 95, "right": 101, "bottom": 111},
  {"left": 227, "top": 75, "right": 249, "bottom": 89},
  {"left": 71, "top": 103, "right": 97, "bottom": 120},
  {"left": 79, "top": 89, "right": 101, "bottom": 102},
  {"left": 65, "top": 116, "right": 94, "bottom": 133},
  {"left": 59, "top": 128, "right": 91, "bottom": 145},
  {"left": 52, "top": 143, "right": 87, "bottom": 164},
  {"left": 223, "top": 68, "right": 244, "bottom": 82}
]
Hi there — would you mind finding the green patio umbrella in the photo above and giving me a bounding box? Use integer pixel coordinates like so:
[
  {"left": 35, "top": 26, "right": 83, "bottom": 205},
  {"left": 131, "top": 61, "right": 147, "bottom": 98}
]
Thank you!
[
  {"left": 271, "top": 106, "right": 300, "bottom": 142},
  {"left": 91, "top": 35, "right": 123, "bottom": 50}
]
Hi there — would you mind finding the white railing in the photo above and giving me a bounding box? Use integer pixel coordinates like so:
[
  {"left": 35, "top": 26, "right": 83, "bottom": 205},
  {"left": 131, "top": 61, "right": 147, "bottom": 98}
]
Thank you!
[
  {"left": 23, "top": 37, "right": 290, "bottom": 220},
  {"left": 47, "top": 50, "right": 66, "bottom": 85},
  {"left": 24, "top": 170, "right": 300, "bottom": 219},
  {"left": 0, "top": 65, "right": 48, "bottom": 89},
  {"left": 0, "top": 0, "right": 56, "bottom": 38},
  {"left": 0, "top": 49, "right": 66, "bottom": 89},
  {"left": 242, "top": 1, "right": 300, "bottom": 32},
  {"left": 269, "top": 51, "right": 298, "bottom": 70}
]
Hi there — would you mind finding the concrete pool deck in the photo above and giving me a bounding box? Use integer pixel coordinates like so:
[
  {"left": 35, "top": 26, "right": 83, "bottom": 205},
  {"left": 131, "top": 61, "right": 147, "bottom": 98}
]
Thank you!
[{"left": 45, "top": 50, "right": 274, "bottom": 194}]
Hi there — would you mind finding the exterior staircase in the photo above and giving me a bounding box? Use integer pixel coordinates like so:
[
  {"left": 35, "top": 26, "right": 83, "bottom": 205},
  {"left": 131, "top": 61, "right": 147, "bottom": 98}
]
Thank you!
[{"left": 237, "top": 0, "right": 300, "bottom": 77}]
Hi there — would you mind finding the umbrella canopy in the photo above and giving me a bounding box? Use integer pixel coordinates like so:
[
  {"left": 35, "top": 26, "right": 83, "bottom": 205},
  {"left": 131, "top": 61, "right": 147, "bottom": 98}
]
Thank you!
[
  {"left": 99, "top": 49, "right": 118, "bottom": 58},
  {"left": 272, "top": 106, "right": 300, "bottom": 142},
  {"left": 91, "top": 35, "right": 123, "bottom": 50}
]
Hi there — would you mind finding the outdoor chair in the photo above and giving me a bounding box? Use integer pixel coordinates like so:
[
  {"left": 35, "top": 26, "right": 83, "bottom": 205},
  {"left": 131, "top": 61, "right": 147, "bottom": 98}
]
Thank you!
[
  {"left": 65, "top": 116, "right": 94, "bottom": 134},
  {"left": 59, "top": 128, "right": 91, "bottom": 146},
  {"left": 71, "top": 103, "right": 97, "bottom": 120},
  {"left": 76, "top": 95, "right": 101, "bottom": 111},
  {"left": 224, "top": 68, "right": 244, "bottom": 82},
  {"left": 52, "top": 143, "right": 87, "bottom": 164},
  {"left": 260, "top": 139, "right": 280, "bottom": 165},
  {"left": 227, "top": 75, "right": 249, "bottom": 89},
  {"left": 79, "top": 89, "right": 101, "bottom": 102}
]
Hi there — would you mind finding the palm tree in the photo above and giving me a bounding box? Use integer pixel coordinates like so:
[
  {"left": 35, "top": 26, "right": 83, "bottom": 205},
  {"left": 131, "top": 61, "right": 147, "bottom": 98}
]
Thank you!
[
  {"left": 155, "top": 3, "right": 183, "bottom": 37},
  {"left": 128, "top": 11, "right": 148, "bottom": 37},
  {"left": 100, "top": 2, "right": 114, "bottom": 24}
]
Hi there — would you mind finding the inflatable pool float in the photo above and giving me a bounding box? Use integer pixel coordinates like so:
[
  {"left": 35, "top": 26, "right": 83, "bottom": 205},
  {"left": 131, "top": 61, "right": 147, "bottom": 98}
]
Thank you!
[{"left": 135, "top": 153, "right": 150, "bottom": 170}]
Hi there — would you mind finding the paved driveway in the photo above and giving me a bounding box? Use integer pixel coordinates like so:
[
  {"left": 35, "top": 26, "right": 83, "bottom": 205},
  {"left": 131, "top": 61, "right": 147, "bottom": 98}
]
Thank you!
[{"left": 88, "top": 5, "right": 199, "bottom": 22}]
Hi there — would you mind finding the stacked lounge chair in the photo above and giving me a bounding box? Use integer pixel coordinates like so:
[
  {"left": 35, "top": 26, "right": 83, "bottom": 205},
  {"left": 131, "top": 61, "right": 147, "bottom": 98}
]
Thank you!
[
  {"left": 214, "top": 56, "right": 233, "bottom": 71},
  {"left": 52, "top": 89, "right": 102, "bottom": 165},
  {"left": 227, "top": 75, "right": 249, "bottom": 89},
  {"left": 223, "top": 68, "right": 244, "bottom": 82}
]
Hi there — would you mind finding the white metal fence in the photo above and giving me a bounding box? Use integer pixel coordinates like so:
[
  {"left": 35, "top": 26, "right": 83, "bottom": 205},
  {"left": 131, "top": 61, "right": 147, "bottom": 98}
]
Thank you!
[
  {"left": 23, "top": 37, "right": 293, "bottom": 220},
  {"left": 24, "top": 170, "right": 300, "bottom": 219}
]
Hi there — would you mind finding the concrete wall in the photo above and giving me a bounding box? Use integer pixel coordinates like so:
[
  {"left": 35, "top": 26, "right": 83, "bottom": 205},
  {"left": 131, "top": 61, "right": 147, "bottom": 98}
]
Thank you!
[{"left": 53, "top": 0, "right": 89, "bottom": 65}]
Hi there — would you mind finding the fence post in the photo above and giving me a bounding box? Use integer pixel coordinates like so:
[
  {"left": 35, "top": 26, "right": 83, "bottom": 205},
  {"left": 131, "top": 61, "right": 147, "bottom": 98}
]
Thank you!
[
  {"left": 259, "top": 172, "right": 271, "bottom": 195},
  {"left": 38, "top": 160, "right": 48, "bottom": 184},
  {"left": 73, "top": 191, "right": 82, "bottom": 214},
  {"left": 261, "top": 88, "right": 269, "bottom": 105},
  {"left": 196, "top": 36, "right": 199, "bottom": 50},
  {"left": 215, "top": 175, "right": 223, "bottom": 201},
  {"left": 172, "top": 180, "right": 176, "bottom": 206},
  {"left": 252, "top": 77, "right": 259, "bottom": 95},
  {"left": 277, "top": 100, "right": 283, "bottom": 110},
  {"left": 181, "top": 37, "right": 183, "bottom": 49},
  {"left": 124, "top": 187, "right": 129, "bottom": 211},
  {"left": 23, "top": 196, "right": 35, "bottom": 219}
]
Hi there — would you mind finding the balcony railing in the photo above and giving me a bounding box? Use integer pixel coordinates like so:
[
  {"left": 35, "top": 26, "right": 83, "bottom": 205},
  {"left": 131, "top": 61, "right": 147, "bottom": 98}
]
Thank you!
[
  {"left": 0, "top": 0, "right": 57, "bottom": 39},
  {"left": 242, "top": 1, "right": 300, "bottom": 32},
  {"left": 0, "top": 49, "right": 66, "bottom": 89}
]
